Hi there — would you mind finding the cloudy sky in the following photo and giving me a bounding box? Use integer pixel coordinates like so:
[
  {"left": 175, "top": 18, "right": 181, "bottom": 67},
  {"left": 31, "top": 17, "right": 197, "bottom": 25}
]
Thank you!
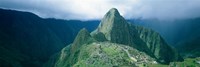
[{"left": 0, "top": 0, "right": 200, "bottom": 20}]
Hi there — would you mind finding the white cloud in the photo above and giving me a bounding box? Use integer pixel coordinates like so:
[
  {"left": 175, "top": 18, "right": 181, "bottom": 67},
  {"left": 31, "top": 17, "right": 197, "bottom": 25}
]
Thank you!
[{"left": 0, "top": 0, "right": 200, "bottom": 20}]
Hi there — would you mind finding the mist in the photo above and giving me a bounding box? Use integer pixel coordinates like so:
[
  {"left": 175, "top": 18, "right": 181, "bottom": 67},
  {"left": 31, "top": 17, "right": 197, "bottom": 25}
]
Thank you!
[{"left": 0, "top": 0, "right": 200, "bottom": 20}]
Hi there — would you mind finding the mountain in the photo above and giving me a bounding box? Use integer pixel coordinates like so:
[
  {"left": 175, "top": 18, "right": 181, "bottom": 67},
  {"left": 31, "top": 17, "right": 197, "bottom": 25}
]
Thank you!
[
  {"left": 47, "top": 8, "right": 182, "bottom": 67},
  {"left": 0, "top": 8, "right": 99, "bottom": 67},
  {"left": 131, "top": 18, "right": 200, "bottom": 58},
  {"left": 94, "top": 8, "right": 182, "bottom": 63},
  {"left": 94, "top": 8, "right": 150, "bottom": 53},
  {"left": 174, "top": 18, "right": 200, "bottom": 58}
]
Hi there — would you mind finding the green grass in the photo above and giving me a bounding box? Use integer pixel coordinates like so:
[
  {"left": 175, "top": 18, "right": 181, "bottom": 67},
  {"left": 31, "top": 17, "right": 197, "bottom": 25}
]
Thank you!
[
  {"left": 169, "top": 58, "right": 200, "bottom": 67},
  {"left": 102, "top": 45, "right": 119, "bottom": 56}
]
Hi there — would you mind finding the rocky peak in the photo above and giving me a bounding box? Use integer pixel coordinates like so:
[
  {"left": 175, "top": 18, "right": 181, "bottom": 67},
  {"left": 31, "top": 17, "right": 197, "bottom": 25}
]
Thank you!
[
  {"left": 71, "top": 28, "right": 93, "bottom": 52},
  {"left": 95, "top": 8, "right": 148, "bottom": 52},
  {"left": 73, "top": 28, "right": 91, "bottom": 43},
  {"left": 97, "top": 8, "right": 129, "bottom": 41},
  {"left": 105, "top": 8, "right": 121, "bottom": 18}
]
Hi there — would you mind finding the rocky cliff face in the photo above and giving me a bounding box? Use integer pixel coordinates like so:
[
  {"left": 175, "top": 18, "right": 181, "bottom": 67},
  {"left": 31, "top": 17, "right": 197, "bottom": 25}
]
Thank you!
[
  {"left": 94, "top": 8, "right": 182, "bottom": 63},
  {"left": 95, "top": 8, "right": 150, "bottom": 54},
  {"left": 47, "top": 8, "right": 182, "bottom": 67},
  {"left": 135, "top": 25, "right": 182, "bottom": 63}
]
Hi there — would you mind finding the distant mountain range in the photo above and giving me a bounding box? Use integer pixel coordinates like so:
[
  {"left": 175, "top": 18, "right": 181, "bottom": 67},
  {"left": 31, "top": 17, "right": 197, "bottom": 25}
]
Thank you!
[
  {"left": 0, "top": 8, "right": 99, "bottom": 67},
  {"left": 0, "top": 8, "right": 199, "bottom": 67},
  {"left": 131, "top": 18, "right": 200, "bottom": 58}
]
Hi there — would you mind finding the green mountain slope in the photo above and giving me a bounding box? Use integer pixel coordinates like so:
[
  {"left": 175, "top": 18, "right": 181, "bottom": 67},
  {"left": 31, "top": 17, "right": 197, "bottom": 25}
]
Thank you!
[
  {"left": 131, "top": 18, "right": 200, "bottom": 58},
  {"left": 0, "top": 8, "right": 99, "bottom": 67},
  {"left": 46, "top": 8, "right": 182, "bottom": 67},
  {"left": 49, "top": 28, "right": 157, "bottom": 67},
  {"left": 93, "top": 8, "right": 182, "bottom": 63}
]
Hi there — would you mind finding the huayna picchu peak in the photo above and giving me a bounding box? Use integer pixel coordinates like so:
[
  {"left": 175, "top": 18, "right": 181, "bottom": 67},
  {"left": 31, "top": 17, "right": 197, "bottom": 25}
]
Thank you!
[{"left": 45, "top": 8, "right": 183, "bottom": 67}]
